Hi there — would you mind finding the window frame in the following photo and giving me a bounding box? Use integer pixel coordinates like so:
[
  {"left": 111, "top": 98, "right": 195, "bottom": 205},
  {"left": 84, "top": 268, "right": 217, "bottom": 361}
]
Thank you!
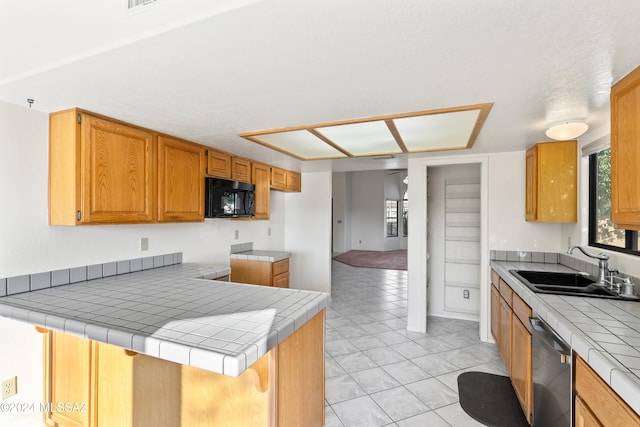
[
  {"left": 587, "top": 150, "right": 639, "bottom": 256},
  {"left": 385, "top": 199, "right": 399, "bottom": 238}
]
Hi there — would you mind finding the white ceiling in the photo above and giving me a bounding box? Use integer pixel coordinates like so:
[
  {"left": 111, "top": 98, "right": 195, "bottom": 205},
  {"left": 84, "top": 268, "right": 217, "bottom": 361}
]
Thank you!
[{"left": 2, "top": 0, "right": 640, "bottom": 171}]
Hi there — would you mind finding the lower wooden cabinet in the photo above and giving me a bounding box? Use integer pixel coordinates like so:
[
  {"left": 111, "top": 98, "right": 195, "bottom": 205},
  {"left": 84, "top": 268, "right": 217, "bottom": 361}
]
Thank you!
[
  {"left": 575, "top": 355, "right": 640, "bottom": 427},
  {"left": 231, "top": 258, "right": 290, "bottom": 288},
  {"left": 490, "top": 270, "right": 533, "bottom": 423},
  {"left": 41, "top": 310, "right": 324, "bottom": 427},
  {"left": 43, "top": 331, "right": 95, "bottom": 427}
]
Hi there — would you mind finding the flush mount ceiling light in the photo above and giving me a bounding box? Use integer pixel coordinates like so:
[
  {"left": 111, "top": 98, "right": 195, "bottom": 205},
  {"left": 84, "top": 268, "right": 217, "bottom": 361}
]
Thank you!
[
  {"left": 545, "top": 121, "right": 589, "bottom": 140},
  {"left": 239, "top": 103, "right": 493, "bottom": 161}
]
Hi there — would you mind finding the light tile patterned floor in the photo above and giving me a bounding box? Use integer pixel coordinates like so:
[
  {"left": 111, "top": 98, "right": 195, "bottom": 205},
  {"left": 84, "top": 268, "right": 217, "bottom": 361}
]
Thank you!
[{"left": 325, "top": 261, "right": 506, "bottom": 427}]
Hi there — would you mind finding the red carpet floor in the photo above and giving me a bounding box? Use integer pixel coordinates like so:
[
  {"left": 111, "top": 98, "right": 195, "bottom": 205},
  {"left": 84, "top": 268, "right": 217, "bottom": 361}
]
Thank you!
[{"left": 332, "top": 250, "right": 407, "bottom": 270}]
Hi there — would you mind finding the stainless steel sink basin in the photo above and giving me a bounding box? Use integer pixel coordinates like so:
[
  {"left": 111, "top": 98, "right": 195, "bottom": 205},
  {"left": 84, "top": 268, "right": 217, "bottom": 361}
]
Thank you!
[{"left": 509, "top": 270, "right": 620, "bottom": 299}]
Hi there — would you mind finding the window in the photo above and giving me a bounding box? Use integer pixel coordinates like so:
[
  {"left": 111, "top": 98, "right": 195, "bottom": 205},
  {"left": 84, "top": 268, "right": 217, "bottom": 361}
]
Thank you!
[
  {"left": 588, "top": 148, "right": 639, "bottom": 254},
  {"left": 402, "top": 190, "right": 408, "bottom": 237},
  {"left": 386, "top": 200, "right": 398, "bottom": 237}
]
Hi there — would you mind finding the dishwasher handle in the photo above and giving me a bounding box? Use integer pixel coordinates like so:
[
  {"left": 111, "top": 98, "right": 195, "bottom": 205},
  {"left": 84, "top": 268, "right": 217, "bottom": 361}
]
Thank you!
[{"left": 530, "top": 317, "right": 571, "bottom": 364}]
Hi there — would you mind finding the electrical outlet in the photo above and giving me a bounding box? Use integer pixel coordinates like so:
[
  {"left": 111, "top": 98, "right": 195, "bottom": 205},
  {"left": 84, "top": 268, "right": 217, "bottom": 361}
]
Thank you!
[
  {"left": 140, "top": 237, "right": 149, "bottom": 251},
  {"left": 268, "top": 227, "right": 271, "bottom": 236},
  {"left": 2, "top": 376, "right": 17, "bottom": 400},
  {"left": 235, "top": 230, "right": 239, "bottom": 240}
]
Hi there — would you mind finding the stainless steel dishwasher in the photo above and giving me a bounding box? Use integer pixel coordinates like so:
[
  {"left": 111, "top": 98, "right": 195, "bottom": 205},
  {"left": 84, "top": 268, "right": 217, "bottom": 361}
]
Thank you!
[{"left": 530, "top": 316, "right": 572, "bottom": 427}]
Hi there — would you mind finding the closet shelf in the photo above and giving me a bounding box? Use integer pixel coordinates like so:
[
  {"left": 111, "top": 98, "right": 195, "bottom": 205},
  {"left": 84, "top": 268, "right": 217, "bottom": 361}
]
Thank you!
[{"left": 445, "top": 258, "right": 480, "bottom": 265}]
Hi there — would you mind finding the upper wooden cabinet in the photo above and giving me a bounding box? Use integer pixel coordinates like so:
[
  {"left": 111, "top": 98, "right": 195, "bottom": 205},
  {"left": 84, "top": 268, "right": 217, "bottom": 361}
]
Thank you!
[
  {"left": 611, "top": 66, "right": 640, "bottom": 230},
  {"left": 270, "top": 167, "right": 302, "bottom": 192},
  {"left": 205, "top": 149, "right": 231, "bottom": 179},
  {"left": 252, "top": 162, "right": 271, "bottom": 220},
  {"left": 231, "top": 156, "right": 252, "bottom": 183},
  {"left": 50, "top": 109, "right": 156, "bottom": 225},
  {"left": 525, "top": 140, "right": 577, "bottom": 222},
  {"left": 157, "top": 136, "right": 205, "bottom": 222}
]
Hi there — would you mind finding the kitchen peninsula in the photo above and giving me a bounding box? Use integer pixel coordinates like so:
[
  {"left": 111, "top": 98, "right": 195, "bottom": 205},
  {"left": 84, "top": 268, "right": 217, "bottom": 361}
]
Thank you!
[{"left": 0, "top": 253, "right": 327, "bottom": 427}]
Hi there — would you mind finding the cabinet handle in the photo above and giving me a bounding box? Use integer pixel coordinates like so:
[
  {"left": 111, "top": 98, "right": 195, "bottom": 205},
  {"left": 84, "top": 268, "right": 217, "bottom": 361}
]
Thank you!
[
  {"left": 124, "top": 350, "right": 138, "bottom": 357},
  {"left": 34, "top": 326, "right": 49, "bottom": 334}
]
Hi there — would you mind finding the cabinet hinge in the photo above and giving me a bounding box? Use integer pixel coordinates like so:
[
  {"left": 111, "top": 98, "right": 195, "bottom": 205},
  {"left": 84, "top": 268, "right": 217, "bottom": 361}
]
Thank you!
[
  {"left": 77, "top": 113, "right": 82, "bottom": 124},
  {"left": 76, "top": 211, "right": 82, "bottom": 221}
]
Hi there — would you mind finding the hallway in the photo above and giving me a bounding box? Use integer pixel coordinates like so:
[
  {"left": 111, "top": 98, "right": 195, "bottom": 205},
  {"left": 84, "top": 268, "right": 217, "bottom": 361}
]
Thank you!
[{"left": 325, "top": 261, "right": 504, "bottom": 426}]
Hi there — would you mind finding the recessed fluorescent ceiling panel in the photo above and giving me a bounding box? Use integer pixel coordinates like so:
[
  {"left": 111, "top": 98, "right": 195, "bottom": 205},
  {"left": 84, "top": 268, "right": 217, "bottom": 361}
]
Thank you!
[
  {"left": 239, "top": 103, "right": 492, "bottom": 160},
  {"left": 317, "top": 121, "right": 401, "bottom": 156},
  {"left": 247, "top": 130, "right": 347, "bottom": 159}
]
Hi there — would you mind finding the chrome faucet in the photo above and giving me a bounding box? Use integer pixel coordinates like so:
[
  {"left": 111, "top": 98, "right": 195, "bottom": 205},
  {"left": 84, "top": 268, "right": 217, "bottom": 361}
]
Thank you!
[{"left": 567, "top": 246, "right": 610, "bottom": 286}]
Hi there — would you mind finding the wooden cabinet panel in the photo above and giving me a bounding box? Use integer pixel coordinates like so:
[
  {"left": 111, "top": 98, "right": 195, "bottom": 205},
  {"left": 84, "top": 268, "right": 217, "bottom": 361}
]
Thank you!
[
  {"left": 232, "top": 156, "right": 252, "bottom": 183},
  {"left": 157, "top": 136, "right": 205, "bottom": 222},
  {"left": 44, "top": 331, "right": 95, "bottom": 427},
  {"left": 273, "top": 272, "right": 290, "bottom": 288},
  {"left": 231, "top": 257, "right": 290, "bottom": 288},
  {"left": 273, "top": 259, "right": 289, "bottom": 276},
  {"left": 511, "top": 315, "right": 532, "bottom": 423},
  {"left": 49, "top": 110, "right": 156, "bottom": 225},
  {"left": 270, "top": 167, "right": 287, "bottom": 191},
  {"left": 490, "top": 284, "right": 500, "bottom": 343},
  {"left": 231, "top": 259, "right": 274, "bottom": 286},
  {"left": 270, "top": 167, "right": 302, "bottom": 193},
  {"left": 498, "top": 278, "right": 513, "bottom": 306},
  {"left": 525, "top": 140, "right": 577, "bottom": 223},
  {"left": 575, "top": 396, "right": 604, "bottom": 427},
  {"left": 611, "top": 65, "right": 640, "bottom": 229},
  {"left": 252, "top": 162, "right": 271, "bottom": 220},
  {"left": 512, "top": 292, "right": 532, "bottom": 331},
  {"left": 575, "top": 355, "right": 640, "bottom": 427},
  {"left": 278, "top": 311, "right": 325, "bottom": 427},
  {"left": 499, "top": 296, "right": 512, "bottom": 373},
  {"left": 206, "top": 148, "right": 232, "bottom": 179}
]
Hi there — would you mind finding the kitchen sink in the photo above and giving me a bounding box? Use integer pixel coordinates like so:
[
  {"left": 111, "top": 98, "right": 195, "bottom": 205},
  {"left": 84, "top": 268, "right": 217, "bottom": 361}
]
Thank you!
[{"left": 509, "top": 270, "right": 623, "bottom": 299}]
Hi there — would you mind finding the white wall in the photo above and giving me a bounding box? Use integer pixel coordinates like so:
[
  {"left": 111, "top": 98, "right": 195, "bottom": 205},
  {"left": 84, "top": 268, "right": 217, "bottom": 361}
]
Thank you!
[
  {"left": 285, "top": 171, "right": 332, "bottom": 293},
  {"left": 331, "top": 172, "right": 350, "bottom": 254},
  {"left": 349, "top": 170, "right": 385, "bottom": 250},
  {"left": 0, "top": 101, "right": 296, "bottom": 425}
]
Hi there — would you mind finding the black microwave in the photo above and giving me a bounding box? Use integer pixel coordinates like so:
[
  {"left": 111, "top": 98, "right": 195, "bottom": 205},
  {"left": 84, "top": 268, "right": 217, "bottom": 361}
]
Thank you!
[{"left": 204, "top": 178, "right": 255, "bottom": 218}]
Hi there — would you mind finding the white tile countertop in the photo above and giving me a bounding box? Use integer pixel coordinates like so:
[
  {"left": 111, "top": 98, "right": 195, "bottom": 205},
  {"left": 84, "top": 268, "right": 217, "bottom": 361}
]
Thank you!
[
  {"left": 0, "top": 262, "right": 328, "bottom": 377},
  {"left": 230, "top": 250, "right": 291, "bottom": 262},
  {"left": 491, "top": 260, "right": 640, "bottom": 415}
]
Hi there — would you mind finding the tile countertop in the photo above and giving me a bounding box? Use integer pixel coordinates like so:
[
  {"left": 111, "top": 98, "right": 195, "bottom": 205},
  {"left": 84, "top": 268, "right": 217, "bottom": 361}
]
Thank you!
[
  {"left": 230, "top": 250, "right": 291, "bottom": 262},
  {"left": 491, "top": 261, "right": 640, "bottom": 415},
  {"left": 0, "top": 263, "right": 328, "bottom": 377}
]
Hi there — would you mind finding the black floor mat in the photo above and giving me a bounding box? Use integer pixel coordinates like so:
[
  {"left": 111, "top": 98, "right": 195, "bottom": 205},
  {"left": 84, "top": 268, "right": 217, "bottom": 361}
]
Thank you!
[{"left": 457, "top": 371, "right": 529, "bottom": 427}]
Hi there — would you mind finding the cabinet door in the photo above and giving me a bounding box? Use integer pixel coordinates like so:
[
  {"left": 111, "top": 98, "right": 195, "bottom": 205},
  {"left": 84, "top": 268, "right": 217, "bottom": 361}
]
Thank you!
[
  {"left": 44, "top": 331, "right": 95, "bottom": 427},
  {"left": 525, "top": 146, "right": 538, "bottom": 221},
  {"left": 273, "top": 272, "right": 290, "bottom": 288},
  {"left": 499, "top": 296, "right": 512, "bottom": 374},
  {"left": 490, "top": 285, "right": 500, "bottom": 343},
  {"left": 575, "top": 396, "right": 603, "bottom": 427},
  {"left": 157, "top": 136, "right": 205, "bottom": 222},
  {"left": 575, "top": 355, "right": 640, "bottom": 427},
  {"left": 206, "top": 149, "right": 231, "bottom": 179},
  {"left": 232, "top": 157, "right": 252, "bottom": 183},
  {"left": 611, "top": 66, "right": 640, "bottom": 229},
  {"left": 80, "top": 115, "right": 155, "bottom": 224},
  {"left": 230, "top": 259, "right": 273, "bottom": 286},
  {"left": 270, "top": 167, "right": 287, "bottom": 191},
  {"left": 286, "top": 171, "right": 302, "bottom": 192},
  {"left": 252, "top": 162, "right": 271, "bottom": 220},
  {"left": 525, "top": 141, "right": 577, "bottom": 222},
  {"left": 511, "top": 316, "right": 532, "bottom": 423}
]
